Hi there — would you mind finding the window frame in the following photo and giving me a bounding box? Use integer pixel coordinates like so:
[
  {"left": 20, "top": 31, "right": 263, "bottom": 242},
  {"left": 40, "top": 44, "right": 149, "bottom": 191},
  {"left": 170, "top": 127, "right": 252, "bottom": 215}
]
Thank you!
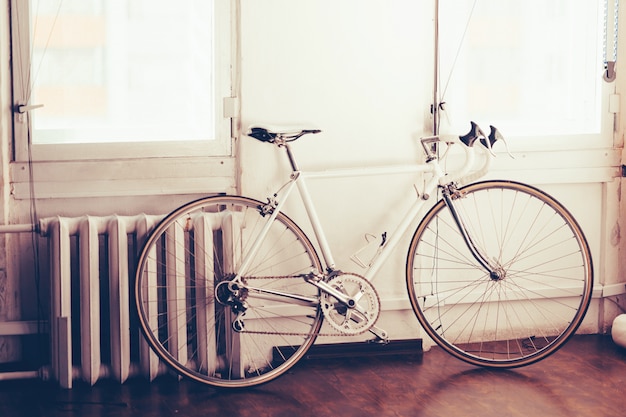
[{"left": 9, "top": 0, "right": 237, "bottom": 199}]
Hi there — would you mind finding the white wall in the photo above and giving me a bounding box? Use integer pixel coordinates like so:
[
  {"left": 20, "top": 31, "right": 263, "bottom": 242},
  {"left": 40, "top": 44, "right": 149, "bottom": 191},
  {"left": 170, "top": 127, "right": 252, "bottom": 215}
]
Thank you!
[
  {"left": 239, "top": 0, "right": 434, "bottom": 170},
  {"left": 239, "top": 0, "right": 440, "bottom": 340}
]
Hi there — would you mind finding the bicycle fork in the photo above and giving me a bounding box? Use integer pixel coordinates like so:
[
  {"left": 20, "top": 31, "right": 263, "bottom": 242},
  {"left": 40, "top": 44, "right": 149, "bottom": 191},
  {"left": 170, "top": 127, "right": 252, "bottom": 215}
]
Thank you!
[{"left": 440, "top": 184, "right": 505, "bottom": 281}]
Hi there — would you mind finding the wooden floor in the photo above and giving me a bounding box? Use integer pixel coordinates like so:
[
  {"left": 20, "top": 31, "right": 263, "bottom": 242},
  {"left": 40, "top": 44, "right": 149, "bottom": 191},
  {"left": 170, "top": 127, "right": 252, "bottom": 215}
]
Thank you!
[{"left": 1, "top": 334, "right": 625, "bottom": 417}]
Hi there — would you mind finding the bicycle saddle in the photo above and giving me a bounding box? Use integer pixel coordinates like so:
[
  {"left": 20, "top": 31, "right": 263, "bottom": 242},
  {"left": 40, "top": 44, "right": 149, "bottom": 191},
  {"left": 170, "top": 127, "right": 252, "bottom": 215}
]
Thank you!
[{"left": 247, "top": 124, "right": 321, "bottom": 143}]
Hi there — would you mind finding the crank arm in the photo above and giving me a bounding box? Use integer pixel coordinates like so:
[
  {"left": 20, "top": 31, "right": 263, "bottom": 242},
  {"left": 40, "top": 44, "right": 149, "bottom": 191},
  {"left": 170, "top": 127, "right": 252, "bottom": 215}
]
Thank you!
[
  {"left": 368, "top": 325, "right": 389, "bottom": 342},
  {"left": 311, "top": 280, "right": 360, "bottom": 310},
  {"left": 312, "top": 278, "right": 379, "bottom": 321}
]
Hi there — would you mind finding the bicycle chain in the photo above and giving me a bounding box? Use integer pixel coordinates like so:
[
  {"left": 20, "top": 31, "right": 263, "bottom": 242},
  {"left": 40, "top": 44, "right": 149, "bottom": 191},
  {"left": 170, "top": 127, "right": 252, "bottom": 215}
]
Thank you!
[{"left": 235, "top": 272, "right": 381, "bottom": 338}]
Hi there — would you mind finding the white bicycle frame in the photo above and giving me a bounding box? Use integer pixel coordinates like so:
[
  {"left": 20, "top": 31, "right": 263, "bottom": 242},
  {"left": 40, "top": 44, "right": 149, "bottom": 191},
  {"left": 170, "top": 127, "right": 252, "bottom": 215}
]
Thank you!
[{"left": 234, "top": 134, "right": 493, "bottom": 286}]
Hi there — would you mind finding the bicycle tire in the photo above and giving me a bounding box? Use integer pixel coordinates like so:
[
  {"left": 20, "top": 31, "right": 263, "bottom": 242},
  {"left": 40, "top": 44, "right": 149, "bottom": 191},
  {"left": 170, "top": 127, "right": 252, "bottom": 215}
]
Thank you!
[
  {"left": 406, "top": 180, "right": 593, "bottom": 367},
  {"left": 135, "top": 195, "right": 323, "bottom": 388}
]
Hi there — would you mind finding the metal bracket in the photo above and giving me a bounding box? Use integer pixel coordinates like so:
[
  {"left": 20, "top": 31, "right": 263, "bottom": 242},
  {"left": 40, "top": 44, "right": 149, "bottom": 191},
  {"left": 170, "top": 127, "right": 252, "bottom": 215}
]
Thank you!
[
  {"left": 604, "top": 61, "right": 617, "bottom": 82},
  {"left": 223, "top": 97, "right": 239, "bottom": 118}
]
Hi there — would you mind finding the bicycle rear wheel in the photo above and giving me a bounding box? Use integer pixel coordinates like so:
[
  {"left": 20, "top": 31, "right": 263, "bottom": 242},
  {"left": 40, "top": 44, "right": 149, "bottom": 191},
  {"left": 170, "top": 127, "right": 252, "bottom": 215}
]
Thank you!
[
  {"left": 135, "top": 195, "right": 323, "bottom": 388},
  {"left": 406, "top": 180, "right": 593, "bottom": 367}
]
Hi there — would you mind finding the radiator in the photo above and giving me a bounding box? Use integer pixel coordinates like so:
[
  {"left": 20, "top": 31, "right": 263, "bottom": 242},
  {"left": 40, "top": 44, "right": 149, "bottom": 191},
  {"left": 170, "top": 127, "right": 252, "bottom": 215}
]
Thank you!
[{"left": 39, "top": 215, "right": 165, "bottom": 389}]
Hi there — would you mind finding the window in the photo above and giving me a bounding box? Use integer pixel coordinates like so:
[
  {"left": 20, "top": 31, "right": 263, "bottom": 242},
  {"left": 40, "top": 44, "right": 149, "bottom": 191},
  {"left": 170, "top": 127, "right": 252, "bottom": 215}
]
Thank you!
[
  {"left": 436, "top": 0, "right": 612, "bottom": 144},
  {"left": 11, "top": 0, "right": 234, "bottom": 161}
]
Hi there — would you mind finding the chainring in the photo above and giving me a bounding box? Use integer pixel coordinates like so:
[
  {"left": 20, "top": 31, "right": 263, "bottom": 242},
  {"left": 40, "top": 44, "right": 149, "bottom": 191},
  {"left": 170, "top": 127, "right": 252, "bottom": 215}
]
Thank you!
[{"left": 320, "top": 272, "right": 381, "bottom": 335}]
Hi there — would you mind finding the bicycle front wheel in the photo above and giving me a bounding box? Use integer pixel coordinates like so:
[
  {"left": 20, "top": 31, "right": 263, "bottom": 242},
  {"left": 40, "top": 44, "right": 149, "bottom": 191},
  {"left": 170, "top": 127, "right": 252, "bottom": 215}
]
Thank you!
[
  {"left": 406, "top": 180, "right": 593, "bottom": 367},
  {"left": 135, "top": 195, "right": 323, "bottom": 388}
]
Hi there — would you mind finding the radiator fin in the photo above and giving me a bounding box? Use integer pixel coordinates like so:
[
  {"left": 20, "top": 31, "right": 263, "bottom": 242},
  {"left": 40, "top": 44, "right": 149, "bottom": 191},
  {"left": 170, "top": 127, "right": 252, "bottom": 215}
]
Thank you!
[{"left": 40, "top": 214, "right": 163, "bottom": 388}]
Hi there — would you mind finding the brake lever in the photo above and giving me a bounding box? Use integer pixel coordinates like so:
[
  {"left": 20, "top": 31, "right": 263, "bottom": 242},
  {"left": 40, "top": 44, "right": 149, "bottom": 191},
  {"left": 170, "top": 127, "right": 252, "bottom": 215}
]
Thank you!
[
  {"left": 476, "top": 124, "right": 494, "bottom": 156},
  {"left": 459, "top": 121, "right": 513, "bottom": 159},
  {"left": 486, "top": 125, "right": 514, "bottom": 159}
]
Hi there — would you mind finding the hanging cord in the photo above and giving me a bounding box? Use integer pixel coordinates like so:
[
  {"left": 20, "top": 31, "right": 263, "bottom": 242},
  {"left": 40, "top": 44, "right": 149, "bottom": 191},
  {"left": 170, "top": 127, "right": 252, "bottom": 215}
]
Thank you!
[
  {"left": 438, "top": 0, "right": 478, "bottom": 107},
  {"left": 603, "top": 0, "right": 619, "bottom": 82},
  {"left": 431, "top": 0, "right": 478, "bottom": 134},
  {"left": 25, "top": 112, "right": 46, "bottom": 365},
  {"left": 19, "top": 0, "right": 64, "bottom": 105}
]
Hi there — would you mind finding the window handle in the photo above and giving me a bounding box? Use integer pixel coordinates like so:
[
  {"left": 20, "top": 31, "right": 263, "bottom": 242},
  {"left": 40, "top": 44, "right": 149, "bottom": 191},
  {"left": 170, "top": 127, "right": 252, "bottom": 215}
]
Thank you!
[{"left": 16, "top": 103, "right": 44, "bottom": 114}]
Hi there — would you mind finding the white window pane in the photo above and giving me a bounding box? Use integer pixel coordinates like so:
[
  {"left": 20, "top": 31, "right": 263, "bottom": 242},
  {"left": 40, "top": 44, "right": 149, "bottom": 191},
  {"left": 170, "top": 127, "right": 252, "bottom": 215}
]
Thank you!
[
  {"left": 438, "top": 0, "right": 603, "bottom": 136},
  {"left": 29, "top": 0, "right": 215, "bottom": 144}
]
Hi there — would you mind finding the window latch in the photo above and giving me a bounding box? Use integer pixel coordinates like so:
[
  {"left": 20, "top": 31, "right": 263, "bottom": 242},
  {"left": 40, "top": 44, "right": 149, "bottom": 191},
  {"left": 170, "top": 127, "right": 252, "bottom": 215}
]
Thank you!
[
  {"left": 604, "top": 61, "right": 617, "bottom": 83},
  {"left": 15, "top": 103, "right": 44, "bottom": 114}
]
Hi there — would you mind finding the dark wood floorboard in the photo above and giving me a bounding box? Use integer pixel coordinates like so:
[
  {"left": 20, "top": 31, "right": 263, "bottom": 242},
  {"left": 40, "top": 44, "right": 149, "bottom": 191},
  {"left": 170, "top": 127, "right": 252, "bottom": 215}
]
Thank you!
[{"left": 0, "top": 334, "right": 625, "bottom": 417}]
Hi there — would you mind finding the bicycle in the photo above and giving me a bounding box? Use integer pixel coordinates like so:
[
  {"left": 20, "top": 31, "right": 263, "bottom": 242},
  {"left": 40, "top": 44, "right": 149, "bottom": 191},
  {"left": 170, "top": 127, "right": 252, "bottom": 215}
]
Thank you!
[{"left": 134, "top": 122, "right": 593, "bottom": 388}]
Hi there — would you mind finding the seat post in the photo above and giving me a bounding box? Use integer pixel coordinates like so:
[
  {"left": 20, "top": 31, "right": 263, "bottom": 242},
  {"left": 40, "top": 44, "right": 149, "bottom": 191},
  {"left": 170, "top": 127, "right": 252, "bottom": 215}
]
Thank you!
[{"left": 283, "top": 141, "right": 300, "bottom": 172}]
